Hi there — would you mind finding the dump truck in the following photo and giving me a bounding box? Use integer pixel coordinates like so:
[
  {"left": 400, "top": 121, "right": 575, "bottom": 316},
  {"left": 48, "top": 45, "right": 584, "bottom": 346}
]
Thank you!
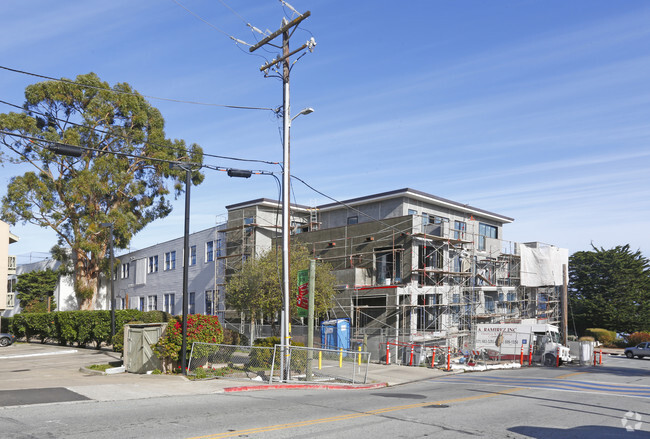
[{"left": 475, "top": 319, "right": 572, "bottom": 366}]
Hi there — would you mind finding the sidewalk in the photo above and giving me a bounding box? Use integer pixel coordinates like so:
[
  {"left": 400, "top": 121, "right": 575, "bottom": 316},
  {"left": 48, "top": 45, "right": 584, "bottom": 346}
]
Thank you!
[{"left": 0, "top": 343, "right": 454, "bottom": 402}]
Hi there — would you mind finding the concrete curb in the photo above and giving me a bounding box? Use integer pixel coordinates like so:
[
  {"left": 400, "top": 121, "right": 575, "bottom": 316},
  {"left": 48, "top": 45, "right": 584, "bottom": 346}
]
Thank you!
[{"left": 223, "top": 382, "right": 388, "bottom": 393}]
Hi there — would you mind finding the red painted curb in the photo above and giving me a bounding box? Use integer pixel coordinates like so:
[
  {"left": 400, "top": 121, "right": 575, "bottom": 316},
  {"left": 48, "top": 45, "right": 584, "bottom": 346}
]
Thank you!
[{"left": 224, "top": 382, "right": 388, "bottom": 393}]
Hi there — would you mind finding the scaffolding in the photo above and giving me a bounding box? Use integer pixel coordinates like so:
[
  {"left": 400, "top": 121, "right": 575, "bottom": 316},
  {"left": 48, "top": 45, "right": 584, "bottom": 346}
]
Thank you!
[{"left": 221, "top": 202, "right": 565, "bottom": 364}]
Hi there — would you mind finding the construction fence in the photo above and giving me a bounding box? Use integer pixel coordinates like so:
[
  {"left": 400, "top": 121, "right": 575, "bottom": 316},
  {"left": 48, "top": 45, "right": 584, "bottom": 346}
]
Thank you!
[{"left": 188, "top": 342, "right": 371, "bottom": 384}]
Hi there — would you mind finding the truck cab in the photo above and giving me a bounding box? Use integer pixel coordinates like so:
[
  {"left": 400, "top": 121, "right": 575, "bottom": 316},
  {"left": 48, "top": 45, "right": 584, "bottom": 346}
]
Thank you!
[{"left": 532, "top": 329, "right": 571, "bottom": 366}]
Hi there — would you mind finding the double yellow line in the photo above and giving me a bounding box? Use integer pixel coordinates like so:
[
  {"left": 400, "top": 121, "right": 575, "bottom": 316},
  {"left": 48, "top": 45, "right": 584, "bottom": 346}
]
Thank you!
[{"left": 189, "top": 387, "right": 522, "bottom": 439}]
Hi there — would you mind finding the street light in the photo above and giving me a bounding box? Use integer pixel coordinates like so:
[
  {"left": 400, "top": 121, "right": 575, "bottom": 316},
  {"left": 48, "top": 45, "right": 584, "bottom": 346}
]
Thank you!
[
  {"left": 280, "top": 106, "right": 314, "bottom": 381},
  {"left": 100, "top": 222, "right": 115, "bottom": 339}
]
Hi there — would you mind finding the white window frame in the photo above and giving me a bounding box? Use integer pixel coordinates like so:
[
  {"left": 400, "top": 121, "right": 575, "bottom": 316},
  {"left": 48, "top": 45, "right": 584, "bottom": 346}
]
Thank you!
[
  {"left": 147, "top": 295, "right": 158, "bottom": 311},
  {"left": 206, "top": 241, "right": 214, "bottom": 263},
  {"left": 164, "top": 293, "right": 175, "bottom": 314},
  {"left": 164, "top": 251, "right": 176, "bottom": 271},
  {"left": 121, "top": 263, "right": 129, "bottom": 279},
  {"left": 148, "top": 255, "right": 158, "bottom": 273}
]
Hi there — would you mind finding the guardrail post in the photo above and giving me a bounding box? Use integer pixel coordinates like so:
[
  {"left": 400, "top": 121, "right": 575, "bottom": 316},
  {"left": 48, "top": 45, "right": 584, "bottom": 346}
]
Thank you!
[
  {"left": 358, "top": 346, "right": 362, "bottom": 366},
  {"left": 318, "top": 351, "right": 322, "bottom": 370},
  {"left": 599, "top": 349, "right": 602, "bottom": 365},
  {"left": 431, "top": 346, "right": 437, "bottom": 368},
  {"left": 339, "top": 348, "right": 343, "bottom": 368}
]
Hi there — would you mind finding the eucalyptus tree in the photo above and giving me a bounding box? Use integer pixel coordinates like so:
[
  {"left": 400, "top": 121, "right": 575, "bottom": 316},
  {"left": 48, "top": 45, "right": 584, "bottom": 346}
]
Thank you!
[{"left": 0, "top": 73, "right": 203, "bottom": 309}]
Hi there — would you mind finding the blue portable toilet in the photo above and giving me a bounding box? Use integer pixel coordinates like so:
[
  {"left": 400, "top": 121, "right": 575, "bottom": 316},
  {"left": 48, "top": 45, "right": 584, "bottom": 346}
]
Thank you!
[{"left": 321, "top": 319, "right": 350, "bottom": 351}]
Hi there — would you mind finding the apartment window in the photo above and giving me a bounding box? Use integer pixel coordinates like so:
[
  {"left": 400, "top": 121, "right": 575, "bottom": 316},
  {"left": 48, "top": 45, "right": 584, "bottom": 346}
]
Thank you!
[
  {"left": 485, "top": 296, "right": 495, "bottom": 313},
  {"left": 407, "top": 209, "right": 417, "bottom": 216},
  {"left": 216, "top": 238, "right": 222, "bottom": 258},
  {"left": 190, "top": 245, "right": 197, "bottom": 266},
  {"left": 148, "top": 255, "right": 158, "bottom": 273},
  {"left": 164, "top": 293, "right": 175, "bottom": 314},
  {"left": 244, "top": 216, "right": 254, "bottom": 234},
  {"left": 422, "top": 213, "right": 430, "bottom": 225},
  {"left": 121, "top": 263, "right": 129, "bottom": 279},
  {"left": 147, "top": 295, "right": 158, "bottom": 311},
  {"left": 205, "top": 290, "right": 215, "bottom": 315},
  {"left": 347, "top": 216, "right": 358, "bottom": 225},
  {"left": 206, "top": 241, "right": 214, "bottom": 262},
  {"left": 117, "top": 297, "right": 126, "bottom": 310},
  {"left": 139, "top": 297, "right": 145, "bottom": 311},
  {"left": 164, "top": 251, "right": 176, "bottom": 271},
  {"left": 189, "top": 292, "right": 196, "bottom": 314},
  {"left": 6, "top": 292, "right": 15, "bottom": 308},
  {"left": 376, "top": 249, "right": 401, "bottom": 284},
  {"left": 478, "top": 223, "right": 498, "bottom": 251},
  {"left": 434, "top": 216, "right": 449, "bottom": 224},
  {"left": 454, "top": 221, "right": 466, "bottom": 240}
]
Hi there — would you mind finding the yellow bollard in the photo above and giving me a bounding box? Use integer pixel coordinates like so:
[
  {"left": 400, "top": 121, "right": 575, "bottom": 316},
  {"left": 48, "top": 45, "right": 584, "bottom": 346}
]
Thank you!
[
  {"left": 358, "top": 346, "right": 362, "bottom": 365},
  {"left": 318, "top": 351, "right": 322, "bottom": 370},
  {"left": 339, "top": 348, "right": 343, "bottom": 368}
]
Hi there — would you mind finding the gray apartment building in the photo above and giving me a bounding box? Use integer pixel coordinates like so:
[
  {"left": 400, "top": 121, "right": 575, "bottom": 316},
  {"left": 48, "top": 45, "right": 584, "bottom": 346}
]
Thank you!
[{"left": 113, "top": 225, "right": 226, "bottom": 319}]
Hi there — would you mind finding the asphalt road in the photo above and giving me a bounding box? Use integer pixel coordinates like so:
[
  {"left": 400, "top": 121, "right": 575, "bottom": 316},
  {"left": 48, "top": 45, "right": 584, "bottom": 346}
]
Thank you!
[{"left": 1, "top": 350, "right": 648, "bottom": 438}]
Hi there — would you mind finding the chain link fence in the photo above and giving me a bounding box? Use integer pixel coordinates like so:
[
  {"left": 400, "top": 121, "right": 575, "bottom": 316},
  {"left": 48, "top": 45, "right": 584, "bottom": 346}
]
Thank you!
[
  {"left": 188, "top": 342, "right": 371, "bottom": 384},
  {"left": 276, "top": 345, "right": 371, "bottom": 384},
  {"left": 188, "top": 343, "right": 278, "bottom": 382}
]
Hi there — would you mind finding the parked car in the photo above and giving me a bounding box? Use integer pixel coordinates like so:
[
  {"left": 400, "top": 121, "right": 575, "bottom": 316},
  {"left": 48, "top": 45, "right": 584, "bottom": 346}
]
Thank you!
[
  {"left": 625, "top": 342, "right": 650, "bottom": 359},
  {"left": 0, "top": 333, "right": 16, "bottom": 347}
]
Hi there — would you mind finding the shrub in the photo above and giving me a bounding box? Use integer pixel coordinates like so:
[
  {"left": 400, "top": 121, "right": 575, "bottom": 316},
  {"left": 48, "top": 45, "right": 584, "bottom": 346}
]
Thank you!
[
  {"left": 111, "top": 321, "right": 144, "bottom": 354},
  {"left": 585, "top": 328, "right": 617, "bottom": 347},
  {"left": 626, "top": 332, "right": 650, "bottom": 346},
  {"left": 141, "top": 310, "right": 173, "bottom": 323},
  {"left": 578, "top": 336, "right": 595, "bottom": 342},
  {"left": 54, "top": 311, "right": 78, "bottom": 346},
  {"left": 11, "top": 313, "right": 55, "bottom": 343},
  {"left": 153, "top": 314, "right": 224, "bottom": 365},
  {"left": 223, "top": 328, "right": 248, "bottom": 346}
]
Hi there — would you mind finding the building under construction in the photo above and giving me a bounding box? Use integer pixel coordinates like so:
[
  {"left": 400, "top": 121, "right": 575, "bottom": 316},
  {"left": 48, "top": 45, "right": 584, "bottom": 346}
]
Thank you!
[{"left": 222, "top": 188, "right": 568, "bottom": 361}]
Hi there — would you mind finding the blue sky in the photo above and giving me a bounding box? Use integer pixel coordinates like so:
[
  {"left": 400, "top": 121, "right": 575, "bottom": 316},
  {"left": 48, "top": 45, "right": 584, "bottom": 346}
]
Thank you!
[{"left": 2, "top": 0, "right": 650, "bottom": 263}]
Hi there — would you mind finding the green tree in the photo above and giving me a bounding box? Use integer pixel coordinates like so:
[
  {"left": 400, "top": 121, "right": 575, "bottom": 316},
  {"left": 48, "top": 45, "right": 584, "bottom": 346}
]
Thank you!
[
  {"left": 0, "top": 73, "right": 203, "bottom": 309},
  {"left": 226, "top": 244, "right": 337, "bottom": 336},
  {"left": 15, "top": 269, "right": 58, "bottom": 313},
  {"left": 569, "top": 244, "right": 650, "bottom": 334}
]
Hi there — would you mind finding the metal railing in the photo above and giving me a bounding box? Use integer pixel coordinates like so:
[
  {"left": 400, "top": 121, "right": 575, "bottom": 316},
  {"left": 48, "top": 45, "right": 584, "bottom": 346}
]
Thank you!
[
  {"left": 187, "top": 343, "right": 278, "bottom": 382},
  {"left": 188, "top": 342, "right": 371, "bottom": 384},
  {"left": 271, "top": 345, "right": 370, "bottom": 384}
]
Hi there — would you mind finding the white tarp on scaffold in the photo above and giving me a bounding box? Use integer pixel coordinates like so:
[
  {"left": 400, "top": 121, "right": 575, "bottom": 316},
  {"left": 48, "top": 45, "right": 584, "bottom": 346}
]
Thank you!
[{"left": 520, "top": 245, "right": 568, "bottom": 286}]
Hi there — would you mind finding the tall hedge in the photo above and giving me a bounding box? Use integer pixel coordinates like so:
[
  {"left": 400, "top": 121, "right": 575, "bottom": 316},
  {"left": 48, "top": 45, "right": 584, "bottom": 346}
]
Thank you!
[{"left": 8, "top": 309, "right": 172, "bottom": 349}]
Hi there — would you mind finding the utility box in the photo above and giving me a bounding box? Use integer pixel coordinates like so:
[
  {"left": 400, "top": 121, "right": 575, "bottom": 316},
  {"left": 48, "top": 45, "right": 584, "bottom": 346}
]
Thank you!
[
  {"left": 320, "top": 319, "right": 350, "bottom": 351},
  {"left": 124, "top": 323, "right": 167, "bottom": 374}
]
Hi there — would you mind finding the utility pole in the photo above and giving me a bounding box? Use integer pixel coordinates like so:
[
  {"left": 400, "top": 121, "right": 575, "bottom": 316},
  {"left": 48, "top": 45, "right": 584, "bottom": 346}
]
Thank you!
[{"left": 249, "top": 10, "right": 314, "bottom": 382}]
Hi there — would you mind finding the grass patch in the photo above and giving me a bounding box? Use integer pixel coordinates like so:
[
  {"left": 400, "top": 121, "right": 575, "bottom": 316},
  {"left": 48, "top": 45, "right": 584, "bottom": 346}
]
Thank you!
[{"left": 88, "top": 364, "right": 112, "bottom": 372}]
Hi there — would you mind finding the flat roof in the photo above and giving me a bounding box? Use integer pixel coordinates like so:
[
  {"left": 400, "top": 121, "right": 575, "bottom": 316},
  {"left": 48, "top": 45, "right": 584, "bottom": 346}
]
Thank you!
[
  {"left": 318, "top": 188, "right": 514, "bottom": 223},
  {"left": 226, "top": 198, "right": 311, "bottom": 211}
]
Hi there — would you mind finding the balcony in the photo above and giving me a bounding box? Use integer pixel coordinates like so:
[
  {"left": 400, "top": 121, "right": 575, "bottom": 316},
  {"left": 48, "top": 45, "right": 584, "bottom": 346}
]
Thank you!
[{"left": 8, "top": 255, "right": 16, "bottom": 275}]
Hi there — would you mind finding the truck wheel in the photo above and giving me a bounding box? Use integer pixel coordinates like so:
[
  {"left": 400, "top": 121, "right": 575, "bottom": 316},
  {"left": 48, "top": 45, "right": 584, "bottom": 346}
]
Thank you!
[
  {"left": 625, "top": 351, "right": 634, "bottom": 358},
  {"left": 544, "top": 354, "right": 555, "bottom": 367}
]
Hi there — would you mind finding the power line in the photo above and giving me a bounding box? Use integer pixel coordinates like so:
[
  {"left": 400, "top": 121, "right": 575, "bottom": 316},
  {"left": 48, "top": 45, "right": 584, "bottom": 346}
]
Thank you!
[
  {"left": 0, "top": 98, "right": 279, "bottom": 166},
  {"left": 0, "top": 65, "right": 274, "bottom": 111},
  {"left": 0, "top": 130, "right": 276, "bottom": 176}
]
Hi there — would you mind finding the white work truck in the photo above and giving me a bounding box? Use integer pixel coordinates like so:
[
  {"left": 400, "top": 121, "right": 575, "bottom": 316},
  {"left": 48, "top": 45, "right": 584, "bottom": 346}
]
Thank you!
[{"left": 474, "top": 320, "right": 572, "bottom": 366}]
